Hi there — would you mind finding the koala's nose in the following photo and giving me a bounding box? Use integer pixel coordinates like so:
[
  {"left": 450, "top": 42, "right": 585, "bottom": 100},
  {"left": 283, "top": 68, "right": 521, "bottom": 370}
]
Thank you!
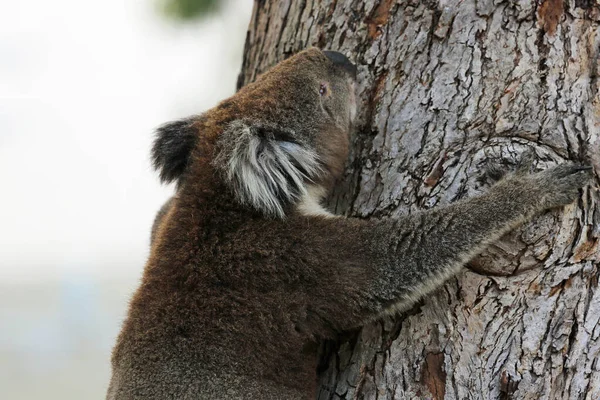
[{"left": 323, "top": 50, "right": 357, "bottom": 79}]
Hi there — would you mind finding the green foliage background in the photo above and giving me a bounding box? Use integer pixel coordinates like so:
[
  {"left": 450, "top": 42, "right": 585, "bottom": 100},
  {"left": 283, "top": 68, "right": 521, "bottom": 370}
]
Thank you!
[{"left": 159, "top": 0, "right": 222, "bottom": 20}]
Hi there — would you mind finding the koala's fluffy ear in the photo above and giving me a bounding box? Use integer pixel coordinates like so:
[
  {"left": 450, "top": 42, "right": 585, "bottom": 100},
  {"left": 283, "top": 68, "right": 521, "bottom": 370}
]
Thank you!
[
  {"left": 213, "top": 120, "right": 321, "bottom": 218},
  {"left": 151, "top": 117, "right": 198, "bottom": 184}
]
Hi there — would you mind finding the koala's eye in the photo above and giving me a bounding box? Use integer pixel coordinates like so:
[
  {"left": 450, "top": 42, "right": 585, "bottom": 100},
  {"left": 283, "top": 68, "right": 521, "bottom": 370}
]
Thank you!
[{"left": 319, "top": 83, "right": 328, "bottom": 96}]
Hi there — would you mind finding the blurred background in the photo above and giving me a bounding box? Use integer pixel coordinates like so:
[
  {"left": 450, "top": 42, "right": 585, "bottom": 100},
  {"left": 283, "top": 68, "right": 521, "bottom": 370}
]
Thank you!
[{"left": 0, "top": 0, "right": 253, "bottom": 398}]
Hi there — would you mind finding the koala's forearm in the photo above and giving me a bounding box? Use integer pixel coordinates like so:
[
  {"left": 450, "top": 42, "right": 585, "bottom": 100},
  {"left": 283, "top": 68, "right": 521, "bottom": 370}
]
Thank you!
[
  {"left": 365, "top": 187, "right": 535, "bottom": 316},
  {"left": 292, "top": 185, "right": 540, "bottom": 330}
]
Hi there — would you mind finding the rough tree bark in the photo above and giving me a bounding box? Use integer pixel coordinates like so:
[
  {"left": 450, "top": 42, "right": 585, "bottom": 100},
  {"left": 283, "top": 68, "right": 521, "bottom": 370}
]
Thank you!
[{"left": 238, "top": 1, "right": 600, "bottom": 399}]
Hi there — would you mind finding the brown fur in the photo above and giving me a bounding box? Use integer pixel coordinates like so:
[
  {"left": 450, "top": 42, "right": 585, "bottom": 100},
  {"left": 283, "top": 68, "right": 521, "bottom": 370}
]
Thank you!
[
  {"left": 107, "top": 49, "right": 592, "bottom": 399},
  {"left": 109, "top": 49, "right": 360, "bottom": 399}
]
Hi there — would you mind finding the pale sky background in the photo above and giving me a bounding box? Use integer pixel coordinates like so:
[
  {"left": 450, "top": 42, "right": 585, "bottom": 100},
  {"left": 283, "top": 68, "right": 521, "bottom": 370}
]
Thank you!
[
  {"left": 0, "top": 1, "right": 254, "bottom": 398},
  {"left": 0, "top": 0, "right": 254, "bottom": 283}
]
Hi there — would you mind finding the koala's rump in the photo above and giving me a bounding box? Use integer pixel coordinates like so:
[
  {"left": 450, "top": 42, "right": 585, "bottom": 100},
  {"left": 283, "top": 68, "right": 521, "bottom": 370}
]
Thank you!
[{"left": 109, "top": 255, "right": 317, "bottom": 399}]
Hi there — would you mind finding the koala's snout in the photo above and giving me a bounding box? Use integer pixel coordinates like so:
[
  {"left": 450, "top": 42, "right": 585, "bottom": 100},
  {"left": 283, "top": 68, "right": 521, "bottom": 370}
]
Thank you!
[{"left": 323, "top": 50, "right": 357, "bottom": 79}]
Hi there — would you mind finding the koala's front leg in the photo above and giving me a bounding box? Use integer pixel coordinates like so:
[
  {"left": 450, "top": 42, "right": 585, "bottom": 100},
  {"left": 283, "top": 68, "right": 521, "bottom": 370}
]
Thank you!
[
  {"left": 366, "top": 162, "right": 592, "bottom": 317},
  {"left": 292, "top": 163, "right": 592, "bottom": 331}
]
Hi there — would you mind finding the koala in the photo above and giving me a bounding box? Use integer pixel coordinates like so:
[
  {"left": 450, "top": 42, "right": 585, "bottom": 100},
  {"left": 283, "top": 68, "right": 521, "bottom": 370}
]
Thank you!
[
  {"left": 150, "top": 196, "right": 174, "bottom": 245},
  {"left": 107, "top": 48, "right": 592, "bottom": 400}
]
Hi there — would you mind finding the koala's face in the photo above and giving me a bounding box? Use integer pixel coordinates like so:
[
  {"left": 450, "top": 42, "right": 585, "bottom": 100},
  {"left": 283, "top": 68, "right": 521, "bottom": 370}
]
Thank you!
[
  {"left": 152, "top": 48, "right": 359, "bottom": 217},
  {"left": 230, "top": 48, "right": 358, "bottom": 187},
  {"left": 316, "top": 50, "right": 358, "bottom": 129},
  {"left": 281, "top": 49, "right": 358, "bottom": 132},
  {"left": 243, "top": 48, "right": 357, "bottom": 134}
]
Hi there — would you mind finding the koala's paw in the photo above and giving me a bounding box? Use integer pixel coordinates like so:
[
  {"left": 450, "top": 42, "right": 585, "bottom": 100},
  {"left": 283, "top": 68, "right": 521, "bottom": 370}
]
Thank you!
[
  {"left": 480, "top": 150, "right": 537, "bottom": 186},
  {"left": 515, "top": 150, "right": 537, "bottom": 176},
  {"left": 528, "top": 163, "right": 593, "bottom": 209}
]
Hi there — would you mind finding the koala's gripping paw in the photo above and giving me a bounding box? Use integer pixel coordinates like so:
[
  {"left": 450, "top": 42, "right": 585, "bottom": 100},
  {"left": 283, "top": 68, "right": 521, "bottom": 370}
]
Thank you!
[
  {"left": 527, "top": 163, "right": 593, "bottom": 209},
  {"left": 480, "top": 150, "right": 537, "bottom": 185}
]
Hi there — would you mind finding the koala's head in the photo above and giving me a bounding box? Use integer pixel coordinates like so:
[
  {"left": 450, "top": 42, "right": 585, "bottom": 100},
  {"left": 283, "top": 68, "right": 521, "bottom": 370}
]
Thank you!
[{"left": 152, "top": 48, "right": 357, "bottom": 217}]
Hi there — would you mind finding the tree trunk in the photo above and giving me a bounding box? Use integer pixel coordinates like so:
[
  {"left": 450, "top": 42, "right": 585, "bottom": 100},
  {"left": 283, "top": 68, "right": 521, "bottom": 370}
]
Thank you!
[{"left": 238, "top": 1, "right": 600, "bottom": 399}]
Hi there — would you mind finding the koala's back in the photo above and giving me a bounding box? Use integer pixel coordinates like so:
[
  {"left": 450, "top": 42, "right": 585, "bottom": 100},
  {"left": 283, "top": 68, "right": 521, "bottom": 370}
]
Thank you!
[{"left": 107, "top": 193, "right": 322, "bottom": 400}]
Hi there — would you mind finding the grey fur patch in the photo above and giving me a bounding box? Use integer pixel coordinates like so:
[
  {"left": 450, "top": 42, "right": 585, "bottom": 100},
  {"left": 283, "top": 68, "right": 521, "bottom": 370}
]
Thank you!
[{"left": 213, "top": 120, "right": 321, "bottom": 218}]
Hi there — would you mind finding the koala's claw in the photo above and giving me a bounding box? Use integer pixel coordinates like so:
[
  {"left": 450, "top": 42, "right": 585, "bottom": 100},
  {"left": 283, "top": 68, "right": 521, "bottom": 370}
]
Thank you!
[
  {"left": 497, "top": 161, "right": 593, "bottom": 211},
  {"left": 547, "top": 163, "right": 592, "bottom": 179},
  {"left": 534, "top": 163, "right": 593, "bottom": 208}
]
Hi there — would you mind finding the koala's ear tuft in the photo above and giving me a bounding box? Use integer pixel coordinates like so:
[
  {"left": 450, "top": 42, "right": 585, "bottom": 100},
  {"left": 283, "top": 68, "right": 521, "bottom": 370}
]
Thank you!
[
  {"left": 151, "top": 117, "right": 199, "bottom": 184},
  {"left": 213, "top": 120, "right": 322, "bottom": 218}
]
